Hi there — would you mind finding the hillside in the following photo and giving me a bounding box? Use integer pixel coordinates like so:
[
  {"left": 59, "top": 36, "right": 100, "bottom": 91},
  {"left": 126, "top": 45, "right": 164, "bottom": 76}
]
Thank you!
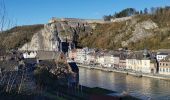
[
  {"left": 78, "top": 7, "right": 170, "bottom": 50},
  {"left": 1, "top": 7, "right": 170, "bottom": 50},
  {"left": 0, "top": 24, "right": 44, "bottom": 49}
]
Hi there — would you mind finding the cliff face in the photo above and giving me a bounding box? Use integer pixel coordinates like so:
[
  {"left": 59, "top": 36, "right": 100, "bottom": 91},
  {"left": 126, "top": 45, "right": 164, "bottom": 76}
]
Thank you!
[
  {"left": 20, "top": 18, "right": 92, "bottom": 51},
  {"left": 121, "top": 20, "right": 158, "bottom": 47}
]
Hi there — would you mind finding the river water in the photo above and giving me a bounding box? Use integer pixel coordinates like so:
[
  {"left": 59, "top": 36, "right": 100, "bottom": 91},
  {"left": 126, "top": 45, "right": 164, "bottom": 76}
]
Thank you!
[{"left": 79, "top": 67, "right": 170, "bottom": 100}]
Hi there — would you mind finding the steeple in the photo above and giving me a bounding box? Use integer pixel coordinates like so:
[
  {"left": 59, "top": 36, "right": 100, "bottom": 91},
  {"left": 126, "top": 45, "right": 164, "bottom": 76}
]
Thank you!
[{"left": 143, "top": 49, "right": 148, "bottom": 58}]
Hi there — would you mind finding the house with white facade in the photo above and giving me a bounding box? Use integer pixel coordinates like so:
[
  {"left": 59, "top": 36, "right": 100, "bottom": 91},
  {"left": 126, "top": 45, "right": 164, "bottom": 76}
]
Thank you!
[
  {"left": 75, "top": 47, "right": 95, "bottom": 64},
  {"left": 112, "top": 54, "right": 120, "bottom": 68},
  {"left": 75, "top": 49, "right": 87, "bottom": 64},
  {"left": 86, "top": 52, "right": 96, "bottom": 64},
  {"left": 103, "top": 53, "right": 114, "bottom": 67},
  {"left": 126, "top": 50, "right": 157, "bottom": 74},
  {"left": 23, "top": 51, "right": 37, "bottom": 59},
  {"left": 96, "top": 52, "right": 105, "bottom": 66},
  {"left": 95, "top": 51, "right": 120, "bottom": 68}
]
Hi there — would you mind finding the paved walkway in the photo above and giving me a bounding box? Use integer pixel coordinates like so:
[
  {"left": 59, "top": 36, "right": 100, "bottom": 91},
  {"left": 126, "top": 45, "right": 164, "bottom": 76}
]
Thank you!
[{"left": 78, "top": 64, "right": 170, "bottom": 80}]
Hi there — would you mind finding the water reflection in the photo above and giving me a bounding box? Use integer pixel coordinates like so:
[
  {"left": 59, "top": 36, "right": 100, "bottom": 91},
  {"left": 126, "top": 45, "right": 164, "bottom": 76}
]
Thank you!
[{"left": 79, "top": 67, "right": 170, "bottom": 100}]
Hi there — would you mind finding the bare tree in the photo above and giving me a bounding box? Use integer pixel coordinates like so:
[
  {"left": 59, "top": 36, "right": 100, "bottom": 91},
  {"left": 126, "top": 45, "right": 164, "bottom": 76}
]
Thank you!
[
  {"left": 0, "top": 0, "right": 15, "bottom": 32},
  {"left": 0, "top": 0, "right": 6, "bottom": 31}
]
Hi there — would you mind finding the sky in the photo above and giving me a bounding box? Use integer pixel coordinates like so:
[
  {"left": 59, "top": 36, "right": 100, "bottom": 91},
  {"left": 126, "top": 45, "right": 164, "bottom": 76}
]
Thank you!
[{"left": 4, "top": 0, "right": 170, "bottom": 26}]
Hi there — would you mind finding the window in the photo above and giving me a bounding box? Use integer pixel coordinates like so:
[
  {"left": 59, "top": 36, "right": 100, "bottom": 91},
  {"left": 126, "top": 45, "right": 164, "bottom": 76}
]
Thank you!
[
  {"left": 166, "top": 64, "right": 168, "bottom": 66},
  {"left": 160, "top": 63, "right": 161, "bottom": 66},
  {"left": 160, "top": 68, "right": 162, "bottom": 72},
  {"left": 167, "top": 68, "right": 169, "bottom": 72}
]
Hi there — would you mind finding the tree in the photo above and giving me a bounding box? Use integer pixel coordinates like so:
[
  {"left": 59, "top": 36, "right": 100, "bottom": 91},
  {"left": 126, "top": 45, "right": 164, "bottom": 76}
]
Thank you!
[
  {"left": 144, "top": 8, "right": 148, "bottom": 14},
  {"left": 0, "top": 0, "right": 14, "bottom": 32},
  {"left": 103, "top": 15, "right": 113, "bottom": 21},
  {"left": 140, "top": 10, "right": 143, "bottom": 14},
  {"left": 114, "top": 8, "right": 137, "bottom": 18}
]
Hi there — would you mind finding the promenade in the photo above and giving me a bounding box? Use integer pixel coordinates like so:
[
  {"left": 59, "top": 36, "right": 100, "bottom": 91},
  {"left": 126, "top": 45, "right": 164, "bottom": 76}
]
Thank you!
[{"left": 78, "top": 64, "right": 170, "bottom": 80}]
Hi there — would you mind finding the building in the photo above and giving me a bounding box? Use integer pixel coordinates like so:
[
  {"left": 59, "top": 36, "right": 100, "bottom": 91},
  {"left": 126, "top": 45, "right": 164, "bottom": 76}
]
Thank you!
[
  {"left": 23, "top": 51, "right": 37, "bottom": 59},
  {"left": 75, "top": 47, "right": 95, "bottom": 64},
  {"left": 103, "top": 53, "right": 114, "bottom": 67},
  {"left": 68, "top": 49, "right": 77, "bottom": 60},
  {"left": 96, "top": 51, "right": 120, "bottom": 68},
  {"left": 112, "top": 54, "right": 120, "bottom": 68},
  {"left": 75, "top": 48, "right": 87, "bottom": 64},
  {"left": 119, "top": 53, "right": 127, "bottom": 69},
  {"left": 126, "top": 50, "right": 157, "bottom": 74},
  {"left": 96, "top": 52, "right": 105, "bottom": 66},
  {"left": 86, "top": 52, "right": 96, "bottom": 64},
  {"left": 159, "top": 55, "right": 170, "bottom": 75},
  {"left": 156, "top": 52, "right": 169, "bottom": 61},
  {"left": 111, "top": 16, "right": 133, "bottom": 22}
]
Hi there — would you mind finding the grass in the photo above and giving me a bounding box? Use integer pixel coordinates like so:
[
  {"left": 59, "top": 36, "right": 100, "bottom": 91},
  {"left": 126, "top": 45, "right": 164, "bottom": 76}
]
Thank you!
[
  {"left": 81, "top": 86, "right": 115, "bottom": 95},
  {"left": 44, "top": 92, "right": 67, "bottom": 100}
]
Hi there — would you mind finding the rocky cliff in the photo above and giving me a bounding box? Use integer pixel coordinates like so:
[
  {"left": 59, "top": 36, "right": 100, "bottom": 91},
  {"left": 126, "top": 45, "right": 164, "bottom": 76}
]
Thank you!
[{"left": 19, "top": 18, "right": 93, "bottom": 51}]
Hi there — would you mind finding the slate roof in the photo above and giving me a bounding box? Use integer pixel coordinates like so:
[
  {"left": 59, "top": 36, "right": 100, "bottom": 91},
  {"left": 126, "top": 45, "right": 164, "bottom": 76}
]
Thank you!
[
  {"left": 157, "top": 52, "right": 169, "bottom": 55},
  {"left": 119, "top": 53, "right": 127, "bottom": 60},
  {"left": 36, "top": 51, "right": 60, "bottom": 60},
  {"left": 127, "top": 51, "right": 150, "bottom": 60},
  {"left": 160, "top": 54, "right": 170, "bottom": 62}
]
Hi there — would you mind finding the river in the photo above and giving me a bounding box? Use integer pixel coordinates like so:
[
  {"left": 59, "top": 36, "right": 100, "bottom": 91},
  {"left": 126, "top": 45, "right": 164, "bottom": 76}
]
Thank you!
[{"left": 79, "top": 67, "right": 170, "bottom": 100}]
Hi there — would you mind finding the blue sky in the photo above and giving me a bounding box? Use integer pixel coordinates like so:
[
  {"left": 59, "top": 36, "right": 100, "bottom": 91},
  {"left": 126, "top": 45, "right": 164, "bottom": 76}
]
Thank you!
[{"left": 4, "top": 0, "right": 170, "bottom": 25}]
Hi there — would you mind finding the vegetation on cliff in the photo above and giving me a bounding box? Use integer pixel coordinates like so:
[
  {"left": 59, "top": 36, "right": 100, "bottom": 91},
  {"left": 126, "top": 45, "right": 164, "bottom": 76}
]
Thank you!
[
  {"left": 0, "top": 24, "right": 43, "bottom": 49},
  {"left": 78, "top": 6, "right": 170, "bottom": 50}
]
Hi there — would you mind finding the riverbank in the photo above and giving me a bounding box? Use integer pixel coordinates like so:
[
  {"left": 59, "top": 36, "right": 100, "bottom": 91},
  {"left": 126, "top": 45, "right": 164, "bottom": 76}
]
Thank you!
[
  {"left": 78, "top": 64, "right": 170, "bottom": 80},
  {"left": 44, "top": 85, "right": 140, "bottom": 100},
  {"left": 0, "top": 80, "right": 139, "bottom": 100}
]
